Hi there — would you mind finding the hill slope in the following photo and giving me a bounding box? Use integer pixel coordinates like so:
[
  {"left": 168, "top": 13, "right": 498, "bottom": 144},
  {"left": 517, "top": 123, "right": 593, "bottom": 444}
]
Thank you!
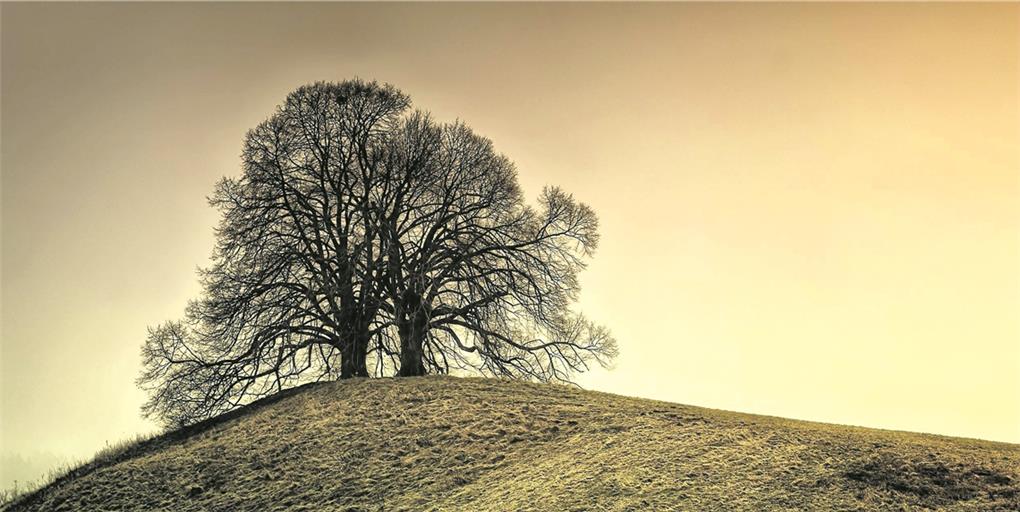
[{"left": 7, "top": 377, "right": 1019, "bottom": 511}]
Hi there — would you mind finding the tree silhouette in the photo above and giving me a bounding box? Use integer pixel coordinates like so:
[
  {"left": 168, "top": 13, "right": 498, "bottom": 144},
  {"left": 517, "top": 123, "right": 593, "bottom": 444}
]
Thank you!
[
  {"left": 139, "top": 80, "right": 615, "bottom": 427},
  {"left": 375, "top": 117, "right": 614, "bottom": 378}
]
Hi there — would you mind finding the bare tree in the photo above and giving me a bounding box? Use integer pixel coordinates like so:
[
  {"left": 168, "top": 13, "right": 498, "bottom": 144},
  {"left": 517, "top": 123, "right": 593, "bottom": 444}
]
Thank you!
[
  {"left": 139, "top": 80, "right": 615, "bottom": 428},
  {"left": 139, "top": 81, "right": 407, "bottom": 426},
  {"left": 375, "top": 118, "right": 616, "bottom": 380}
]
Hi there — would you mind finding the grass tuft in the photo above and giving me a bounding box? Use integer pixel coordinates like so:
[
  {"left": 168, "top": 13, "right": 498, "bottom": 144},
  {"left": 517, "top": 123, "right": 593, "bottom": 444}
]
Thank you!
[{"left": 844, "top": 452, "right": 1018, "bottom": 506}]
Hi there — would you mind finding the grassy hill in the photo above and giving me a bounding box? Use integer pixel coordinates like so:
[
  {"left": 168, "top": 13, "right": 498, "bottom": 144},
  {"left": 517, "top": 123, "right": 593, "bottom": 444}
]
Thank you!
[{"left": 6, "top": 376, "right": 1019, "bottom": 511}]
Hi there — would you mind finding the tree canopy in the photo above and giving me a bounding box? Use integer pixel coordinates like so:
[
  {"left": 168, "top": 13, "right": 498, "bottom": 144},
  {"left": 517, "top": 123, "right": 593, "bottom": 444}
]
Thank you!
[{"left": 139, "top": 80, "right": 616, "bottom": 427}]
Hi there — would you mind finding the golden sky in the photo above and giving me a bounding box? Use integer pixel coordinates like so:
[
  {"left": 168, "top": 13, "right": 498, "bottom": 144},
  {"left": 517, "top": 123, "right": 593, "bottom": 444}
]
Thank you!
[{"left": 2, "top": 2, "right": 1017, "bottom": 485}]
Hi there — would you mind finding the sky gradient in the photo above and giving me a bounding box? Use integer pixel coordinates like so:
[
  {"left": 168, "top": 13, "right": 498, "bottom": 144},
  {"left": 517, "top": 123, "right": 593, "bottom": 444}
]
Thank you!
[{"left": 2, "top": 2, "right": 1018, "bottom": 487}]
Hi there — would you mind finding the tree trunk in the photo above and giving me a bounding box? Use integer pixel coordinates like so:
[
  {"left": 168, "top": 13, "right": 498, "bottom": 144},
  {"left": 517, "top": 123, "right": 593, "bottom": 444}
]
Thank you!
[
  {"left": 397, "top": 336, "right": 426, "bottom": 375},
  {"left": 397, "top": 296, "right": 428, "bottom": 376},
  {"left": 352, "top": 330, "right": 370, "bottom": 377},
  {"left": 340, "top": 340, "right": 358, "bottom": 379},
  {"left": 340, "top": 327, "right": 370, "bottom": 379}
]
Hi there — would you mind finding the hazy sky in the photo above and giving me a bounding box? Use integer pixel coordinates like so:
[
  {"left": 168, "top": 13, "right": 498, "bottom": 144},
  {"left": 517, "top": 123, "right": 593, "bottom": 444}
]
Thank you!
[{"left": 2, "top": 2, "right": 1017, "bottom": 486}]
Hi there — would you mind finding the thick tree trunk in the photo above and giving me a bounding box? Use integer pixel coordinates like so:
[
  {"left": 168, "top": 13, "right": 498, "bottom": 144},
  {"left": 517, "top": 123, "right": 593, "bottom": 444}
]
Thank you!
[
  {"left": 352, "top": 330, "right": 370, "bottom": 377},
  {"left": 339, "top": 327, "right": 370, "bottom": 379},
  {"left": 339, "top": 340, "right": 358, "bottom": 379},
  {"left": 397, "top": 326, "right": 426, "bottom": 376},
  {"left": 397, "top": 294, "right": 428, "bottom": 376}
]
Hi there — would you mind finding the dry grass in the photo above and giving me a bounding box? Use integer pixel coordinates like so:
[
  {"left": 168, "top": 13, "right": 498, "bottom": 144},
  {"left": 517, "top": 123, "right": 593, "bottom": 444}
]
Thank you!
[
  {"left": 0, "top": 433, "right": 155, "bottom": 508},
  {"left": 5, "top": 376, "right": 1018, "bottom": 511}
]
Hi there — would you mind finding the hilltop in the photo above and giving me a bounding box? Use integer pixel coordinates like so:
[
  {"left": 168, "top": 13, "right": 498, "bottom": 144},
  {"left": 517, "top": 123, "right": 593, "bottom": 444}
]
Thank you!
[{"left": 6, "top": 377, "right": 1019, "bottom": 511}]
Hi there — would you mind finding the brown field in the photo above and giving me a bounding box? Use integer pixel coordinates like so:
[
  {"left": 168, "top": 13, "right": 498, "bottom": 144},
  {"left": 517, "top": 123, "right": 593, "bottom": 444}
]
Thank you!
[{"left": 5, "top": 376, "right": 1019, "bottom": 511}]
